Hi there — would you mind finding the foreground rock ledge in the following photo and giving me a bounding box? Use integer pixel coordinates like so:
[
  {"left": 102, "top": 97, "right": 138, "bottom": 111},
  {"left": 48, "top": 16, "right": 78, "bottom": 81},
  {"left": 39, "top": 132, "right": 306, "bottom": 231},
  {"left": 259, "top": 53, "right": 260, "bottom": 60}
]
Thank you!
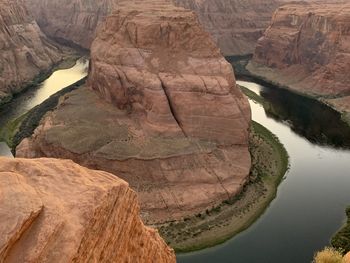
[
  {"left": 17, "top": 0, "right": 251, "bottom": 224},
  {"left": 0, "top": 157, "right": 175, "bottom": 263}
]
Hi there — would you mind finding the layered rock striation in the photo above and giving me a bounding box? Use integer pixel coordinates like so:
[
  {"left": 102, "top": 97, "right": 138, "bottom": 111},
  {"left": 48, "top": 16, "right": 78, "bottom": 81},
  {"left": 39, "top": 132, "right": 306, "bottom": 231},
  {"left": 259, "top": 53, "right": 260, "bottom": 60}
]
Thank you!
[
  {"left": 173, "top": 0, "right": 284, "bottom": 56},
  {"left": 0, "top": 157, "right": 176, "bottom": 263},
  {"left": 248, "top": 2, "right": 350, "bottom": 117},
  {"left": 25, "top": 0, "right": 119, "bottom": 49},
  {"left": 17, "top": 0, "right": 251, "bottom": 223},
  {"left": 26, "top": 0, "right": 284, "bottom": 55},
  {"left": 0, "top": 0, "right": 62, "bottom": 105}
]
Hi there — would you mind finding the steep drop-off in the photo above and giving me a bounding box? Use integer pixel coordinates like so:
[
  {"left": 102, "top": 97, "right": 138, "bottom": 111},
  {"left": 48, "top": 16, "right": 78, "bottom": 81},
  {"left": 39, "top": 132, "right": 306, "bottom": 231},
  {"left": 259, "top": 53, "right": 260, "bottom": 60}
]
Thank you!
[
  {"left": 0, "top": 157, "right": 176, "bottom": 263},
  {"left": 173, "top": 0, "right": 284, "bottom": 56},
  {"left": 26, "top": 0, "right": 284, "bottom": 55},
  {"left": 248, "top": 2, "right": 350, "bottom": 120},
  {"left": 17, "top": 0, "right": 251, "bottom": 224},
  {"left": 0, "top": 0, "right": 62, "bottom": 105},
  {"left": 25, "top": 0, "right": 119, "bottom": 49}
]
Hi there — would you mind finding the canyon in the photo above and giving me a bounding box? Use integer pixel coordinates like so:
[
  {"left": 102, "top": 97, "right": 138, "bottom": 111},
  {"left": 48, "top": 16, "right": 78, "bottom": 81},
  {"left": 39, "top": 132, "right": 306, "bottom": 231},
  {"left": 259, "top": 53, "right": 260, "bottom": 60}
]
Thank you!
[
  {"left": 25, "top": 0, "right": 119, "bottom": 50},
  {"left": 173, "top": 0, "right": 284, "bottom": 56},
  {"left": 16, "top": 0, "right": 251, "bottom": 224},
  {"left": 0, "top": 0, "right": 63, "bottom": 105},
  {"left": 0, "top": 157, "right": 175, "bottom": 263},
  {"left": 247, "top": 1, "right": 350, "bottom": 123},
  {"left": 25, "top": 0, "right": 284, "bottom": 55}
]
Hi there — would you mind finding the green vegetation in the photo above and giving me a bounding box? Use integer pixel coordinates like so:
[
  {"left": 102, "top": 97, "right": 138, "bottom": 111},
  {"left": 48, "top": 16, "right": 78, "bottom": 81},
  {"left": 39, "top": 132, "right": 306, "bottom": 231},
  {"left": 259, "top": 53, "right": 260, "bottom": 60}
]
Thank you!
[
  {"left": 0, "top": 55, "right": 81, "bottom": 109},
  {"left": 9, "top": 77, "right": 87, "bottom": 155},
  {"left": 239, "top": 85, "right": 265, "bottom": 105},
  {"left": 0, "top": 112, "right": 29, "bottom": 148},
  {"left": 159, "top": 121, "right": 289, "bottom": 253},
  {"left": 332, "top": 206, "right": 350, "bottom": 254}
]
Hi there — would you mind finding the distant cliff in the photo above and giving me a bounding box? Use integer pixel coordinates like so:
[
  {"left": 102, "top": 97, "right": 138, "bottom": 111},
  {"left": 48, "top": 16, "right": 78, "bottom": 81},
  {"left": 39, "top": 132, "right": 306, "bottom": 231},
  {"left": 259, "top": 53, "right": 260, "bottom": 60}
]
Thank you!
[
  {"left": 173, "top": 0, "right": 284, "bottom": 56},
  {"left": 0, "top": 0, "right": 62, "bottom": 105},
  {"left": 25, "top": 0, "right": 119, "bottom": 49},
  {"left": 248, "top": 2, "right": 350, "bottom": 119},
  {"left": 26, "top": 0, "right": 283, "bottom": 55},
  {"left": 0, "top": 157, "right": 176, "bottom": 263}
]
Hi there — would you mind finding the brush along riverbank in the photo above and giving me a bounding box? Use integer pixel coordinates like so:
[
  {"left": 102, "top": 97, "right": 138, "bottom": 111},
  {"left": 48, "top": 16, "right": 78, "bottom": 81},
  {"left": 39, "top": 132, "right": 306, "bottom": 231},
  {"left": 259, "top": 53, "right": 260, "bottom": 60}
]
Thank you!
[
  {"left": 1, "top": 77, "right": 86, "bottom": 154},
  {"left": 158, "top": 120, "right": 289, "bottom": 253},
  {"left": 227, "top": 56, "right": 350, "bottom": 126},
  {"left": 332, "top": 206, "right": 350, "bottom": 255}
]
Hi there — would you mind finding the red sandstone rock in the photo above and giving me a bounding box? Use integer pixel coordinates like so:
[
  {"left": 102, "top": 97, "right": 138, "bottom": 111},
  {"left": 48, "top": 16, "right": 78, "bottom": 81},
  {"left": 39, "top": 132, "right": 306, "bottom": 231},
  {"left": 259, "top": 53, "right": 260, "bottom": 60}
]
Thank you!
[
  {"left": 0, "top": 0, "right": 63, "bottom": 104},
  {"left": 26, "top": 0, "right": 284, "bottom": 55},
  {"left": 0, "top": 157, "right": 176, "bottom": 263},
  {"left": 25, "top": 0, "right": 119, "bottom": 49},
  {"left": 17, "top": 0, "right": 251, "bottom": 224},
  {"left": 248, "top": 1, "right": 350, "bottom": 114},
  {"left": 173, "top": 0, "right": 285, "bottom": 56}
]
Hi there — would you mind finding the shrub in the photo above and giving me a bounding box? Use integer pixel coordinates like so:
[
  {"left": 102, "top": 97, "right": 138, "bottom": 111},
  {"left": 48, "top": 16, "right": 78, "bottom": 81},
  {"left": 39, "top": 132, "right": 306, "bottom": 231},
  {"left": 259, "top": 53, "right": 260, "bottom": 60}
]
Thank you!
[{"left": 313, "top": 247, "right": 343, "bottom": 263}]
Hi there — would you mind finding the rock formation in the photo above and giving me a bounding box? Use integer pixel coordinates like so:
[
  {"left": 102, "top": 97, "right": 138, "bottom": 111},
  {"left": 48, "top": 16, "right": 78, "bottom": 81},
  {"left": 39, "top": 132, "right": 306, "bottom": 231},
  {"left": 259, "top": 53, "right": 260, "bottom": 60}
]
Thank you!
[
  {"left": 0, "top": 0, "right": 62, "bottom": 105},
  {"left": 25, "top": 0, "right": 119, "bottom": 50},
  {"left": 0, "top": 157, "right": 176, "bottom": 263},
  {"left": 17, "top": 0, "right": 251, "bottom": 224},
  {"left": 173, "top": 0, "right": 284, "bottom": 56},
  {"left": 26, "top": 0, "right": 284, "bottom": 55},
  {"left": 248, "top": 1, "right": 350, "bottom": 120}
]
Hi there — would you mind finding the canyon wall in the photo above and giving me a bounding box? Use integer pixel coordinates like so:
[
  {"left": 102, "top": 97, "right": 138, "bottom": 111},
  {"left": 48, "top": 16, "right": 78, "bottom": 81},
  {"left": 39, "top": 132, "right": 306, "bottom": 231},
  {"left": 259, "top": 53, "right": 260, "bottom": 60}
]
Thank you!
[
  {"left": 248, "top": 2, "right": 350, "bottom": 117},
  {"left": 25, "top": 0, "right": 283, "bottom": 55},
  {"left": 25, "top": 0, "right": 119, "bottom": 49},
  {"left": 0, "top": 157, "right": 176, "bottom": 263},
  {"left": 173, "top": 0, "right": 284, "bottom": 56},
  {"left": 0, "top": 0, "right": 62, "bottom": 105},
  {"left": 17, "top": 0, "right": 251, "bottom": 224}
]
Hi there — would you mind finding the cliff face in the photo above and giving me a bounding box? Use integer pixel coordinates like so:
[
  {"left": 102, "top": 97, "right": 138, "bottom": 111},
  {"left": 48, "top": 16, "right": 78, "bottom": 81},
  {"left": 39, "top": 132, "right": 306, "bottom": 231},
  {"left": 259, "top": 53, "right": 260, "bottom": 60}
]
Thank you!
[
  {"left": 25, "top": 0, "right": 119, "bottom": 49},
  {"left": 26, "top": 0, "right": 283, "bottom": 55},
  {"left": 248, "top": 2, "right": 350, "bottom": 114},
  {"left": 0, "top": 0, "right": 62, "bottom": 104},
  {"left": 173, "top": 0, "right": 284, "bottom": 56},
  {"left": 0, "top": 157, "right": 176, "bottom": 263},
  {"left": 17, "top": 0, "right": 251, "bottom": 224}
]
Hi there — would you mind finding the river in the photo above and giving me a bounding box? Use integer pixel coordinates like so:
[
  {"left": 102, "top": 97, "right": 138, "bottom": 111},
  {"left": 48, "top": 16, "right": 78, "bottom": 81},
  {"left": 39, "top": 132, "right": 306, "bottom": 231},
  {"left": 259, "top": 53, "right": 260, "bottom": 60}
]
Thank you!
[
  {"left": 1, "top": 59, "right": 349, "bottom": 262},
  {"left": 0, "top": 57, "right": 89, "bottom": 157},
  {"left": 177, "top": 80, "right": 350, "bottom": 263}
]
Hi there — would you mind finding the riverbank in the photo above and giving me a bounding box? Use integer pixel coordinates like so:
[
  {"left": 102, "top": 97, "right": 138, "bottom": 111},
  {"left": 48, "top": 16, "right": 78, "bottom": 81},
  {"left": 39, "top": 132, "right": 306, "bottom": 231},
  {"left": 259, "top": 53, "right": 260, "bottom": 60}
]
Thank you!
[
  {"left": 0, "top": 54, "right": 80, "bottom": 107},
  {"left": 158, "top": 120, "right": 288, "bottom": 253},
  {"left": 227, "top": 56, "right": 350, "bottom": 126},
  {"left": 332, "top": 206, "right": 350, "bottom": 255},
  {"left": 2, "top": 77, "right": 87, "bottom": 154}
]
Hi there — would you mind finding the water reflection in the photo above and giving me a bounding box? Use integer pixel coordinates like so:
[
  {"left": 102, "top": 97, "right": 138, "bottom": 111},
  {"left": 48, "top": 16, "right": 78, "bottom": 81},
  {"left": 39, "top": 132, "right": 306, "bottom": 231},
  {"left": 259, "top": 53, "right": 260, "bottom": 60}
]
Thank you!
[
  {"left": 239, "top": 80, "right": 350, "bottom": 148},
  {"left": 0, "top": 57, "right": 89, "bottom": 156},
  {"left": 177, "top": 80, "right": 350, "bottom": 263}
]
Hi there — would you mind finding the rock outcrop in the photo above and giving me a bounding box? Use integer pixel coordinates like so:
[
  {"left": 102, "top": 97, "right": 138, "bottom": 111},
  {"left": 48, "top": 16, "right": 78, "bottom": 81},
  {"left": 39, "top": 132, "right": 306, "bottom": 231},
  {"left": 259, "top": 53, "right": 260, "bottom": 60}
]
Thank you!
[
  {"left": 25, "top": 0, "right": 119, "bottom": 49},
  {"left": 248, "top": 1, "right": 350, "bottom": 118},
  {"left": 0, "top": 157, "right": 176, "bottom": 263},
  {"left": 173, "top": 0, "right": 284, "bottom": 56},
  {"left": 26, "top": 0, "right": 284, "bottom": 55},
  {"left": 17, "top": 0, "right": 251, "bottom": 224},
  {"left": 0, "top": 0, "right": 62, "bottom": 105}
]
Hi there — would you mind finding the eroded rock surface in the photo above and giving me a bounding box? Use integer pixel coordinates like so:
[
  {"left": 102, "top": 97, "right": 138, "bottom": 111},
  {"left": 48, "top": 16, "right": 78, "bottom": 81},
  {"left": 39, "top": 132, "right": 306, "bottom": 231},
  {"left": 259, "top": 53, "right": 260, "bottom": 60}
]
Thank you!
[
  {"left": 25, "top": 0, "right": 119, "bottom": 49},
  {"left": 0, "top": 0, "right": 62, "bottom": 104},
  {"left": 173, "top": 0, "right": 284, "bottom": 56},
  {"left": 248, "top": 1, "right": 350, "bottom": 115},
  {"left": 17, "top": 0, "right": 251, "bottom": 224},
  {"left": 0, "top": 157, "right": 175, "bottom": 263},
  {"left": 26, "top": 0, "right": 284, "bottom": 55}
]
